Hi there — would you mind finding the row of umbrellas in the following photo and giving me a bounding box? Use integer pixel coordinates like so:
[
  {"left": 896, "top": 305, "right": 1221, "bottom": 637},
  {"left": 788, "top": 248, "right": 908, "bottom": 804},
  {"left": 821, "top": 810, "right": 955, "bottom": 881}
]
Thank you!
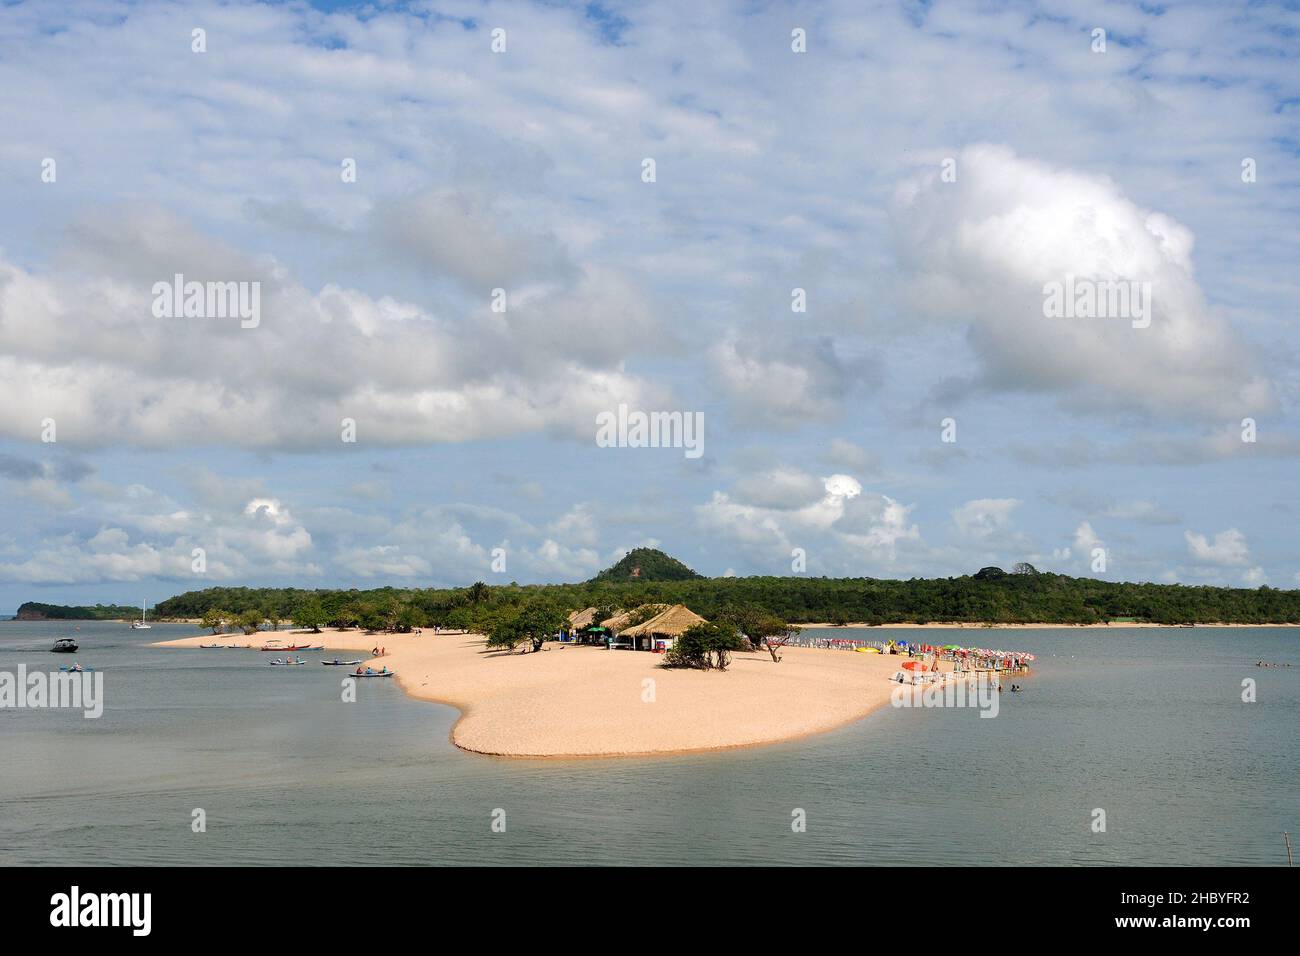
[{"left": 927, "top": 642, "right": 1036, "bottom": 661}]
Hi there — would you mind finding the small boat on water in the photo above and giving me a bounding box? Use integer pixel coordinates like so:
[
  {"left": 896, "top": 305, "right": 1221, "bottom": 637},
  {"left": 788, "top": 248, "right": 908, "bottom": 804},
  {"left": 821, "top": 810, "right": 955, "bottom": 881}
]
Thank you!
[
  {"left": 321, "top": 659, "right": 363, "bottom": 666},
  {"left": 129, "top": 599, "right": 152, "bottom": 630},
  {"left": 58, "top": 663, "right": 93, "bottom": 672},
  {"left": 352, "top": 668, "right": 394, "bottom": 677},
  {"left": 52, "top": 638, "right": 79, "bottom": 653},
  {"left": 269, "top": 657, "right": 307, "bottom": 666}
]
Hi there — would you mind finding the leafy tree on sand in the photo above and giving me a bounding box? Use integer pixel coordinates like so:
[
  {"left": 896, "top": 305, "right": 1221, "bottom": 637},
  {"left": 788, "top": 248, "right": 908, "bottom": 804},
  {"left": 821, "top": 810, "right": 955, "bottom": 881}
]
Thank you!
[
  {"left": 723, "top": 607, "right": 800, "bottom": 663},
  {"left": 201, "top": 608, "right": 228, "bottom": 633},
  {"left": 396, "top": 604, "right": 427, "bottom": 632},
  {"left": 663, "top": 622, "right": 745, "bottom": 671},
  {"left": 359, "top": 603, "right": 386, "bottom": 632},
  {"left": 292, "top": 598, "right": 327, "bottom": 633},
  {"left": 443, "top": 605, "right": 474, "bottom": 633},
  {"left": 238, "top": 609, "right": 263, "bottom": 635},
  {"left": 381, "top": 596, "right": 402, "bottom": 632},
  {"left": 486, "top": 600, "right": 566, "bottom": 654}
]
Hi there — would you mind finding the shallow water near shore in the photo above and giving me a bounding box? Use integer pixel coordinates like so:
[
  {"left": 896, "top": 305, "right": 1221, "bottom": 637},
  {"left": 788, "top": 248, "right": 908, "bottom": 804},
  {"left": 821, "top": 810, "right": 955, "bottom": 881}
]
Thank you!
[{"left": 1, "top": 620, "right": 1295, "bottom": 866}]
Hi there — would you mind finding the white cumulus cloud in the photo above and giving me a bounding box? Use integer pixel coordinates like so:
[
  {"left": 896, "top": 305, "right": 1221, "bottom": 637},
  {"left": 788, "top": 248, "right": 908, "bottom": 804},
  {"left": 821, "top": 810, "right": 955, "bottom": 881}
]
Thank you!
[
  {"left": 892, "top": 144, "right": 1273, "bottom": 421},
  {"left": 1185, "top": 528, "right": 1250, "bottom": 566}
]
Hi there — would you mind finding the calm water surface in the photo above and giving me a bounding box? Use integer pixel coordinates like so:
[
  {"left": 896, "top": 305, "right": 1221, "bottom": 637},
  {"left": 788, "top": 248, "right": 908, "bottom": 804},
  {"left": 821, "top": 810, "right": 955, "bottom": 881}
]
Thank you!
[{"left": 1, "top": 621, "right": 1295, "bottom": 865}]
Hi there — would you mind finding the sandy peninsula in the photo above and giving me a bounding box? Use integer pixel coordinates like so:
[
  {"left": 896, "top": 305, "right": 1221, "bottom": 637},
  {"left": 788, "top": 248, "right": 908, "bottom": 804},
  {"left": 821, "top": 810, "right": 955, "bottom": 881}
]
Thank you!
[{"left": 154, "top": 628, "right": 930, "bottom": 758}]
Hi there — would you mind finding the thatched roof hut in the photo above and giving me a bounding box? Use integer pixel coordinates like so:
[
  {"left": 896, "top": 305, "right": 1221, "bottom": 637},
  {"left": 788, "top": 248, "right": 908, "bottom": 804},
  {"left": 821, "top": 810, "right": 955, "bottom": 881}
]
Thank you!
[
  {"left": 567, "top": 607, "right": 599, "bottom": 629},
  {"left": 599, "top": 604, "right": 667, "bottom": 633},
  {"left": 619, "top": 604, "right": 707, "bottom": 650}
]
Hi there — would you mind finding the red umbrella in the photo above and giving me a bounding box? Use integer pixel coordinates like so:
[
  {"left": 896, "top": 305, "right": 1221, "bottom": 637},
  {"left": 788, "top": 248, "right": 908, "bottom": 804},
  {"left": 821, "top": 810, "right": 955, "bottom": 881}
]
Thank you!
[{"left": 901, "top": 660, "right": 925, "bottom": 671}]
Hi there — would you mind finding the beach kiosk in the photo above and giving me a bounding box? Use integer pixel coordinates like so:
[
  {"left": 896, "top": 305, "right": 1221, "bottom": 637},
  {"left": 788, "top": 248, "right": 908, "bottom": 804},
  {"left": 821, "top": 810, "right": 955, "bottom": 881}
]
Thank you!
[
  {"left": 564, "top": 607, "right": 599, "bottom": 642},
  {"left": 618, "top": 604, "right": 707, "bottom": 652}
]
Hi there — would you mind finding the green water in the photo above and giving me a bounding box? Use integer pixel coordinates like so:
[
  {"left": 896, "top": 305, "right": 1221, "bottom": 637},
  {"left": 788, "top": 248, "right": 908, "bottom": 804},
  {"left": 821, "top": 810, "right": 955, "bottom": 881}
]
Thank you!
[{"left": 0, "top": 621, "right": 1295, "bottom": 865}]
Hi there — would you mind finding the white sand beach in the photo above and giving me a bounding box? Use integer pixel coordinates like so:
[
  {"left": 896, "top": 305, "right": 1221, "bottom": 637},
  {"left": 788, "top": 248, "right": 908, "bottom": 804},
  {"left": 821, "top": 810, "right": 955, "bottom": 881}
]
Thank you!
[{"left": 155, "top": 628, "right": 931, "bottom": 758}]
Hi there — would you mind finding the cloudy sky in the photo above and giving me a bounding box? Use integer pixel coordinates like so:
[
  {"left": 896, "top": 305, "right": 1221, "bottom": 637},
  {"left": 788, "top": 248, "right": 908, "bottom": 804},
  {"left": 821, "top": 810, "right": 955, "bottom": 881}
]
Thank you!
[{"left": 1, "top": 0, "right": 1297, "bottom": 610}]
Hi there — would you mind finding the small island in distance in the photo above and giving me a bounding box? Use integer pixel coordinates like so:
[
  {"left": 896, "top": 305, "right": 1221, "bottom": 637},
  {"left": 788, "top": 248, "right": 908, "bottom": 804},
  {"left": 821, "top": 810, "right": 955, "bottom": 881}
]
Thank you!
[
  {"left": 15, "top": 601, "right": 143, "bottom": 622},
  {"left": 17, "top": 548, "right": 1300, "bottom": 626}
]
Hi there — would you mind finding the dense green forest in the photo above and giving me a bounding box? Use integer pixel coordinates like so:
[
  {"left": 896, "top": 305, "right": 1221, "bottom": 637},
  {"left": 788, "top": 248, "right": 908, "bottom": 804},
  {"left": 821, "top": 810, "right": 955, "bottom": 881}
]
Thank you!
[
  {"left": 15, "top": 602, "right": 141, "bottom": 621},
  {"left": 22, "top": 548, "right": 1299, "bottom": 629}
]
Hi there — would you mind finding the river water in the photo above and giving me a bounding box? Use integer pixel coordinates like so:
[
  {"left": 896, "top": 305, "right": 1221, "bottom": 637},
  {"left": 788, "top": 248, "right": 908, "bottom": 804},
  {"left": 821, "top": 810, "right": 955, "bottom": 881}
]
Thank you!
[{"left": 1, "top": 620, "right": 1294, "bottom": 865}]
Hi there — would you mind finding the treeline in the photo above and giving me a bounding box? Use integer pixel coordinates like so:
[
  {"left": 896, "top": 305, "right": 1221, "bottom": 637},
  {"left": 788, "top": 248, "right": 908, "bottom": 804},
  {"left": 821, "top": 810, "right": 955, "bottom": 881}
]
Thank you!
[
  {"left": 146, "top": 567, "right": 1300, "bottom": 630},
  {"left": 15, "top": 602, "right": 141, "bottom": 621}
]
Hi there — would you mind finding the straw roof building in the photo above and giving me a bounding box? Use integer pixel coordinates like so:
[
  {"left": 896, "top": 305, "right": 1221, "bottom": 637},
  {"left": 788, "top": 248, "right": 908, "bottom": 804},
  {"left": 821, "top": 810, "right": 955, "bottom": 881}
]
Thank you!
[
  {"left": 618, "top": 604, "right": 707, "bottom": 652},
  {"left": 567, "top": 607, "right": 599, "bottom": 630},
  {"left": 599, "top": 604, "right": 667, "bottom": 633}
]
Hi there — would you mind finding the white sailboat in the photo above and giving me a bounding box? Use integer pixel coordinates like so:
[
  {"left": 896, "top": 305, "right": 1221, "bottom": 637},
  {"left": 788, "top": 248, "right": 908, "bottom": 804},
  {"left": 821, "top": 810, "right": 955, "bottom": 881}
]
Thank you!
[{"left": 130, "top": 599, "right": 152, "bottom": 630}]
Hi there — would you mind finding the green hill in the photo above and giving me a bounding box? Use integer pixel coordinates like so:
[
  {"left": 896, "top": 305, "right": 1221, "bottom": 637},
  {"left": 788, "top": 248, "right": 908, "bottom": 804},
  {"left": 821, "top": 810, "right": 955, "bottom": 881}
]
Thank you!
[{"left": 590, "top": 547, "right": 702, "bottom": 583}]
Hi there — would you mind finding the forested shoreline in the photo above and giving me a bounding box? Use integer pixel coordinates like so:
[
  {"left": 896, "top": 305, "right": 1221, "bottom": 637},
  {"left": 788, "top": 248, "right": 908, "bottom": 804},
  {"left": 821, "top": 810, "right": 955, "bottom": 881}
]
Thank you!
[
  {"left": 14, "top": 602, "right": 142, "bottom": 621},
  {"left": 17, "top": 551, "right": 1300, "bottom": 628}
]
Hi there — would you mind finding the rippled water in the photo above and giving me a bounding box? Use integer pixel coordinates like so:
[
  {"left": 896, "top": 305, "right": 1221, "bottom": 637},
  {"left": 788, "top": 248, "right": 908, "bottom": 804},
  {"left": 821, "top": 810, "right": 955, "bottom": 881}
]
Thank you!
[{"left": 1, "top": 620, "right": 1295, "bottom": 865}]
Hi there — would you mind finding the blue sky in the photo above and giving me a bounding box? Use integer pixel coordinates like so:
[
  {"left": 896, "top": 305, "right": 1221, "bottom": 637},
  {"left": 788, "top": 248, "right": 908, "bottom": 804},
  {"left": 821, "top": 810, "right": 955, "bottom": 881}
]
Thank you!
[{"left": 0, "top": 0, "right": 1298, "bottom": 611}]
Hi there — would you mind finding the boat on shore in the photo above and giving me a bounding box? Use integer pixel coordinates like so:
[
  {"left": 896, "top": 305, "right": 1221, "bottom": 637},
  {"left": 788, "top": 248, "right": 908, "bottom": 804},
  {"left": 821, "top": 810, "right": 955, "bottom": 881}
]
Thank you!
[
  {"left": 261, "top": 643, "right": 312, "bottom": 652},
  {"left": 52, "top": 638, "right": 79, "bottom": 653}
]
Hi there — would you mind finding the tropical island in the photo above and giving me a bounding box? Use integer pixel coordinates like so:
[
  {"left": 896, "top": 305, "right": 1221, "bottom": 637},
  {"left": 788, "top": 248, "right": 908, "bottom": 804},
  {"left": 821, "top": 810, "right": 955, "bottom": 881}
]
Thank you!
[
  {"left": 135, "top": 548, "right": 1295, "bottom": 757},
  {"left": 14, "top": 601, "right": 143, "bottom": 622}
]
